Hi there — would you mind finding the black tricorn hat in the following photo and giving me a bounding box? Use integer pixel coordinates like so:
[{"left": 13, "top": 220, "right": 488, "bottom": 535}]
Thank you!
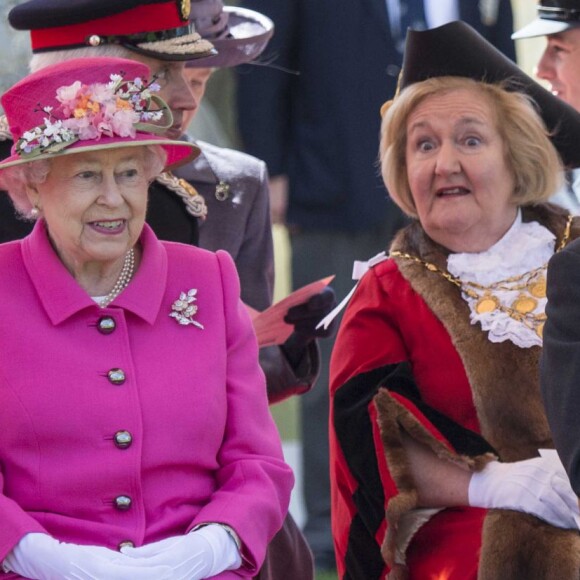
[
  {"left": 398, "top": 21, "right": 580, "bottom": 168},
  {"left": 513, "top": 0, "right": 580, "bottom": 39}
]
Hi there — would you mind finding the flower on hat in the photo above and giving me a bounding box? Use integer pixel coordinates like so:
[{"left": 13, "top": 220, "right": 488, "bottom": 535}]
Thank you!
[{"left": 16, "top": 73, "right": 167, "bottom": 159}]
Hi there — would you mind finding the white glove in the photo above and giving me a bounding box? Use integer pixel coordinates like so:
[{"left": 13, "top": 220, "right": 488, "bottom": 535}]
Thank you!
[
  {"left": 2, "top": 533, "right": 172, "bottom": 579},
  {"left": 121, "top": 524, "right": 242, "bottom": 580},
  {"left": 468, "top": 456, "right": 580, "bottom": 529}
]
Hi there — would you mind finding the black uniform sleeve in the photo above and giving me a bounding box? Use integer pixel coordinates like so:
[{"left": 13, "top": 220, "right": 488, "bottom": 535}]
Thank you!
[{"left": 541, "top": 239, "right": 580, "bottom": 495}]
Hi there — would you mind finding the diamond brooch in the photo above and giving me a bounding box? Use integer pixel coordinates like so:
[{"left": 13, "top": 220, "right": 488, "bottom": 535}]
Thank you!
[{"left": 169, "top": 289, "right": 204, "bottom": 329}]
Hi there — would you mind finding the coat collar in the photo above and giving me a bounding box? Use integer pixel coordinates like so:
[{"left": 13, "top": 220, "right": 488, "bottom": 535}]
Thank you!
[
  {"left": 22, "top": 220, "right": 167, "bottom": 326},
  {"left": 172, "top": 136, "right": 216, "bottom": 185}
]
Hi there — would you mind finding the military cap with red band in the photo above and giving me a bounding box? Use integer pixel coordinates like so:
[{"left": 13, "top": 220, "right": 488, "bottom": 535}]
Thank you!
[{"left": 9, "top": 0, "right": 217, "bottom": 61}]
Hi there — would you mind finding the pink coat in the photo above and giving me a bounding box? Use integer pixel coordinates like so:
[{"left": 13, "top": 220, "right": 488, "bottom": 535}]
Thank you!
[{"left": 0, "top": 221, "right": 293, "bottom": 577}]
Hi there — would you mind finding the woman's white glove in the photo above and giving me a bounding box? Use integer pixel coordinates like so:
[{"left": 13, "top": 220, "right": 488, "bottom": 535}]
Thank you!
[
  {"left": 2, "top": 533, "right": 172, "bottom": 579},
  {"left": 121, "top": 524, "right": 242, "bottom": 580},
  {"left": 468, "top": 456, "right": 580, "bottom": 529}
]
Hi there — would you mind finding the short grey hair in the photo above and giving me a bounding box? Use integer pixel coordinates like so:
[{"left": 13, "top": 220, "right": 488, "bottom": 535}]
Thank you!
[
  {"left": 0, "top": 145, "right": 166, "bottom": 218},
  {"left": 30, "top": 46, "right": 138, "bottom": 73},
  {"left": 0, "top": 160, "right": 52, "bottom": 216}
]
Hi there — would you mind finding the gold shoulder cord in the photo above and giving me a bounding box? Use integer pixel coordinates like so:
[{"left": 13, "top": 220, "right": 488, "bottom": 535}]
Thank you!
[
  {"left": 556, "top": 213, "right": 574, "bottom": 251},
  {"left": 389, "top": 214, "right": 574, "bottom": 338},
  {"left": 155, "top": 171, "right": 208, "bottom": 220}
]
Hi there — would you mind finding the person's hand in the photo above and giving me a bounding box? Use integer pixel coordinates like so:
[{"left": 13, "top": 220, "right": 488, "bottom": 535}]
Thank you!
[
  {"left": 282, "top": 287, "right": 338, "bottom": 367},
  {"left": 2, "top": 533, "right": 171, "bottom": 580},
  {"left": 268, "top": 175, "right": 289, "bottom": 225},
  {"left": 468, "top": 457, "right": 580, "bottom": 529},
  {"left": 284, "top": 286, "right": 338, "bottom": 344},
  {"left": 121, "top": 524, "right": 241, "bottom": 580}
]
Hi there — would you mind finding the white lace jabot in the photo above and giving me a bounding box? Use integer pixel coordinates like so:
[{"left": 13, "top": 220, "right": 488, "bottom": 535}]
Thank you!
[{"left": 447, "top": 210, "right": 555, "bottom": 348}]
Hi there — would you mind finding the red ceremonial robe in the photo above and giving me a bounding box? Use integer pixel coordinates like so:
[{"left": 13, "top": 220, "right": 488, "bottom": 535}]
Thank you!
[{"left": 330, "top": 204, "right": 580, "bottom": 580}]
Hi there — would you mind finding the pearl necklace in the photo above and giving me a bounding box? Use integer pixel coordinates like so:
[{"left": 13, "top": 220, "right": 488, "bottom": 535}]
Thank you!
[{"left": 95, "top": 248, "right": 135, "bottom": 308}]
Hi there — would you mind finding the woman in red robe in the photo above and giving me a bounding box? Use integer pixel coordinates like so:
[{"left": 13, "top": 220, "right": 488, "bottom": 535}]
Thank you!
[{"left": 330, "top": 22, "right": 580, "bottom": 580}]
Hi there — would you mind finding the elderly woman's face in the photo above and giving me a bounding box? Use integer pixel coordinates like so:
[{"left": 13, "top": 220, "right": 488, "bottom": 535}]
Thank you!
[
  {"left": 28, "top": 148, "right": 149, "bottom": 271},
  {"left": 405, "top": 87, "right": 517, "bottom": 252}
]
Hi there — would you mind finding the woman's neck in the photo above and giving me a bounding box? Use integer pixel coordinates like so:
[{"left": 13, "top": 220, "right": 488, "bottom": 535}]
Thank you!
[
  {"left": 74, "top": 255, "right": 133, "bottom": 297},
  {"left": 50, "top": 238, "right": 140, "bottom": 297},
  {"left": 431, "top": 207, "right": 519, "bottom": 254}
]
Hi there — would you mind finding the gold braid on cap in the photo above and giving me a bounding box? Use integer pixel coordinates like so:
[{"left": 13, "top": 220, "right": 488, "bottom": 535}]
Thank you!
[{"left": 136, "top": 33, "right": 214, "bottom": 56}]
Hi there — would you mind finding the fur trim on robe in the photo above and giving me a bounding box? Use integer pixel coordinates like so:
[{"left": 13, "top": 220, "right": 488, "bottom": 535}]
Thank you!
[{"left": 377, "top": 203, "right": 580, "bottom": 579}]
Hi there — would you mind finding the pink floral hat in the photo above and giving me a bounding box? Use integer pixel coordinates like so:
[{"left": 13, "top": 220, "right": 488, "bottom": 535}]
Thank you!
[{"left": 0, "top": 57, "right": 199, "bottom": 172}]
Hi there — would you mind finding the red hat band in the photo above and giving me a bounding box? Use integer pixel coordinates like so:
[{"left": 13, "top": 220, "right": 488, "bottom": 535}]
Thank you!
[{"left": 30, "top": 2, "right": 189, "bottom": 52}]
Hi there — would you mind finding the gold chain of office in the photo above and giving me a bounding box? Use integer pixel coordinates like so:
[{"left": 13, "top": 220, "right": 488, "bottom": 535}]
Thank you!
[{"left": 389, "top": 215, "right": 573, "bottom": 338}]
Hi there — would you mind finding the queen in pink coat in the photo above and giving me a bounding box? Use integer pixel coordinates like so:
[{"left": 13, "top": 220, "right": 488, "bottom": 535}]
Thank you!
[{"left": 0, "top": 56, "right": 293, "bottom": 580}]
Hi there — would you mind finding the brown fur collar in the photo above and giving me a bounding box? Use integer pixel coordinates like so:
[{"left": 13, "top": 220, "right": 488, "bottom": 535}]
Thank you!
[
  {"left": 390, "top": 203, "right": 578, "bottom": 460},
  {"left": 377, "top": 204, "right": 580, "bottom": 579}
]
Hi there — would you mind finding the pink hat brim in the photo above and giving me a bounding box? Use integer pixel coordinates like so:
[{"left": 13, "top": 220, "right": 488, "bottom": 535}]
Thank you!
[{"left": 0, "top": 133, "right": 199, "bottom": 174}]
